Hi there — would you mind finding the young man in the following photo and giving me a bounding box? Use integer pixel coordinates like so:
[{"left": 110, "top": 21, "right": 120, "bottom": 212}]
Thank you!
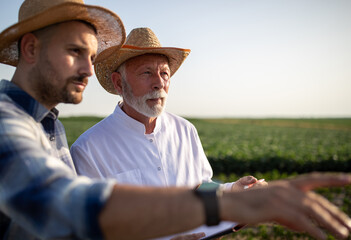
[
  {"left": 1, "top": 1, "right": 351, "bottom": 240},
  {"left": 0, "top": 0, "right": 124, "bottom": 239}
]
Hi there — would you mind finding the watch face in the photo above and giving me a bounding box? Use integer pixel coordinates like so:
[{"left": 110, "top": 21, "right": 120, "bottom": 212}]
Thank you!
[{"left": 197, "top": 182, "right": 220, "bottom": 191}]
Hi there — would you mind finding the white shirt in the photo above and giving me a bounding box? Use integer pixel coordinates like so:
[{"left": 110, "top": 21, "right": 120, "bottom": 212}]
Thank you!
[
  {"left": 71, "top": 104, "right": 213, "bottom": 187},
  {"left": 71, "top": 104, "right": 237, "bottom": 239}
]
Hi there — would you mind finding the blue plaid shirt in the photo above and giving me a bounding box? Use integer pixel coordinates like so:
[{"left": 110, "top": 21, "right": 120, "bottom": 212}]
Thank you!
[{"left": 0, "top": 80, "right": 115, "bottom": 239}]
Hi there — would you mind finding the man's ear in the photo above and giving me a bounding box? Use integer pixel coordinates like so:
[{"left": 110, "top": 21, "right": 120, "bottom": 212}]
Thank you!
[
  {"left": 19, "top": 33, "right": 40, "bottom": 64},
  {"left": 111, "top": 72, "right": 123, "bottom": 95}
]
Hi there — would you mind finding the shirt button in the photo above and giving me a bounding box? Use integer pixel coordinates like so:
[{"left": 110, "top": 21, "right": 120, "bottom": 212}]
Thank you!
[
  {"left": 149, "top": 139, "right": 153, "bottom": 143},
  {"left": 50, "top": 136, "right": 55, "bottom": 141},
  {"left": 157, "top": 167, "right": 161, "bottom": 171}
]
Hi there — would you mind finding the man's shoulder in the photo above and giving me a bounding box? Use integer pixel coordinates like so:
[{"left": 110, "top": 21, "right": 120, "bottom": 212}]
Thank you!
[
  {"left": 0, "top": 95, "right": 40, "bottom": 142},
  {"left": 72, "top": 114, "right": 114, "bottom": 147},
  {"left": 163, "top": 111, "right": 190, "bottom": 123},
  {"left": 162, "top": 112, "right": 196, "bottom": 129},
  {"left": 0, "top": 94, "right": 29, "bottom": 119}
]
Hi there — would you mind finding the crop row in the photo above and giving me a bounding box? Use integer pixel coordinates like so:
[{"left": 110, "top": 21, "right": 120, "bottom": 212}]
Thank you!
[{"left": 190, "top": 118, "right": 351, "bottom": 175}]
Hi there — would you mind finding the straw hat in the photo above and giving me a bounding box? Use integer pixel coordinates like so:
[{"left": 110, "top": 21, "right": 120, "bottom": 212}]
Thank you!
[
  {"left": 95, "top": 27, "right": 191, "bottom": 94},
  {"left": 0, "top": 0, "right": 126, "bottom": 66}
]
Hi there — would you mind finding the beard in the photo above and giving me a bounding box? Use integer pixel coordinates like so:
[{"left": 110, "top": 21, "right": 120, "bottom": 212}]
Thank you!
[
  {"left": 29, "top": 54, "right": 88, "bottom": 107},
  {"left": 121, "top": 78, "right": 168, "bottom": 118}
]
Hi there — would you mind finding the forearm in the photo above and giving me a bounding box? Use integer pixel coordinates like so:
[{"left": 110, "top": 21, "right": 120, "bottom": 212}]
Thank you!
[
  {"left": 99, "top": 185, "right": 205, "bottom": 240},
  {"left": 99, "top": 174, "right": 351, "bottom": 240}
]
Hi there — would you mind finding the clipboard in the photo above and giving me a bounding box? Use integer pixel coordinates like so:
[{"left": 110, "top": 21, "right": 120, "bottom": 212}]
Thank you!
[{"left": 200, "top": 223, "right": 246, "bottom": 240}]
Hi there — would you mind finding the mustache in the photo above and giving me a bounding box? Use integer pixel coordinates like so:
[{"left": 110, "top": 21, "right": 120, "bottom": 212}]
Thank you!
[
  {"left": 145, "top": 90, "right": 168, "bottom": 99},
  {"left": 68, "top": 75, "right": 89, "bottom": 85}
]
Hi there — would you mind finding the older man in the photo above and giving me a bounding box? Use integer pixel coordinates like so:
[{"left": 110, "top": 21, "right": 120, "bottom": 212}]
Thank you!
[
  {"left": 71, "top": 27, "right": 258, "bottom": 188},
  {"left": 71, "top": 27, "right": 263, "bottom": 238},
  {"left": 1, "top": 1, "right": 351, "bottom": 240}
]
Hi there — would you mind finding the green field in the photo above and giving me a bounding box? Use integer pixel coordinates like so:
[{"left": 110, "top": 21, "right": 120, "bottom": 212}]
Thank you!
[{"left": 60, "top": 117, "right": 351, "bottom": 239}]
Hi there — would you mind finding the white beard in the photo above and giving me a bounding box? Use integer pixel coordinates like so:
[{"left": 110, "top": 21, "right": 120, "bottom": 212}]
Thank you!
[{"left": 121, "top": 78, "right": 168, "bottom": 118}]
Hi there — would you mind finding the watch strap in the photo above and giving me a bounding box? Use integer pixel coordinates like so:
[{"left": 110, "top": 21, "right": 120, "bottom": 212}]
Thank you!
[{"left": 195, "top": 182, "right": 222, "bottom": 226}]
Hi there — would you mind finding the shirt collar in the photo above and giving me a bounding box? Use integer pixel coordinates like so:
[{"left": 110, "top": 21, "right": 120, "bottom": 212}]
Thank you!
[
  {"left": 112, "top": 101, "right": 162, "bottom": 134},
  {"left": 0, "top": 79, "right": 59, "bottom": 122}
]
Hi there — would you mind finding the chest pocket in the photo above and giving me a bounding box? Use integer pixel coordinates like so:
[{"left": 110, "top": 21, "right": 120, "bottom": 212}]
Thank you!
[{"left": 112, "top": 169, "right": 143, "bottom": 185}]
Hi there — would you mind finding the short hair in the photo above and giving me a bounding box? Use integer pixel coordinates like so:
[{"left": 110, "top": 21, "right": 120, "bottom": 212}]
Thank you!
[{"left": 116, "top": 62, "right": 126, "bottom": 77}]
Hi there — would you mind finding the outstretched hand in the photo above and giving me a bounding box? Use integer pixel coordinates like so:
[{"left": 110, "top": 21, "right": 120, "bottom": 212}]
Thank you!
[{"left": 221, "top": 173, "right": 351, "bottom": 240}]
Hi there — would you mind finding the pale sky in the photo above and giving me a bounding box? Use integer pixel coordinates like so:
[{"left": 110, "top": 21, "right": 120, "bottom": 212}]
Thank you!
[{"left": 1, "top": 0, "right": 350, "bottom": 118}]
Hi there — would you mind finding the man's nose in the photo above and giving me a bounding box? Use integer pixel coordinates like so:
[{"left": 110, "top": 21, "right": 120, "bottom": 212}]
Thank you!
[
  {"left": 152, "top": 73, "right": 165, "bottom": 90},
  {"left": 78, "top": 57, "right": 94, "bottom": 77}
]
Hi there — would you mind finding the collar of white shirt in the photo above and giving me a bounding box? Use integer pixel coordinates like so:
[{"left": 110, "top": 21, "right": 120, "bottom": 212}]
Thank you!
[{"left": 113, "top": 101, "right": 162, "bottom": 135}]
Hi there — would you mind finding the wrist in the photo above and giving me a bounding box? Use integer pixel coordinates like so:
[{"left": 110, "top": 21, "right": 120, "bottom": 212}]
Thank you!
[
  {"left": 218, "top": 191, "right": 231, "bottom": 221},
  {"left": 194, "top": 182, "right": 223, "bottom": 226}
]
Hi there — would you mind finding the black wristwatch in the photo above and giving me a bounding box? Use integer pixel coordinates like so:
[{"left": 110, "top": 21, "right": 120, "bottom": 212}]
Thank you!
[{"left": 194, "top": 182, "right": 222, "bottom": 226}]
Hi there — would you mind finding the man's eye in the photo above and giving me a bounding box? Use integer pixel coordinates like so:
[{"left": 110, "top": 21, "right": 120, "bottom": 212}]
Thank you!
[
  {"left": 71, "top": 49, "right": 81, "bottom": 55},
  {"left": 162, "top": 72, "right": 170, "bottom": 80}
]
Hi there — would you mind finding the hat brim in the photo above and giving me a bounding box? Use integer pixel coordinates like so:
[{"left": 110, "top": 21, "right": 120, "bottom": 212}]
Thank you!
[
  {"left": 0, "top": 2, "right": 125, "bottom": 66},
  {"left": 95, "top": 45, "right": 191, "bottom": 94}
]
